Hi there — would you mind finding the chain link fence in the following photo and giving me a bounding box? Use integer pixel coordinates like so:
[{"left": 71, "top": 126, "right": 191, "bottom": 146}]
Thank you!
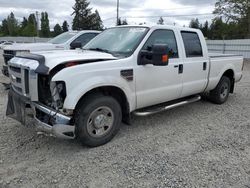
[
  {"left": 207, "top": 39, "right": 250, "bottom": 59},
  {"left": 0, "top": 36, "right": 51, "bottom": 43}
]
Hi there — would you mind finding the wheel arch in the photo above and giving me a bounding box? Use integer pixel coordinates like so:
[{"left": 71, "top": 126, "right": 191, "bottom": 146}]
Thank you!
[
  {"left": 222, "top": 69, "right": 235, "bottom": 93},
  {"left": 75, "top": 86, "right": 131, "bottom": 125}
]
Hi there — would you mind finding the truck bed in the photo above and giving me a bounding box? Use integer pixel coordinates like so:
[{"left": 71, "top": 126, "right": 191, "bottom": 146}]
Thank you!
[
  {"left": 208, "top": 53, "right": 243, "bottom": 58},
  {"left": 206, "top": 53, "right": 244, "bottom": 92}
]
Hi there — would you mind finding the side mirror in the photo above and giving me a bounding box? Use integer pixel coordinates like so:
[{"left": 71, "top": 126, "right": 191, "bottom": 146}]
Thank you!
[
  {"left": 70, "top": 42, "right": 82, "bottom": 49},
  {"left": 139, "top": 44, "right": 170, "bottom": 66}
]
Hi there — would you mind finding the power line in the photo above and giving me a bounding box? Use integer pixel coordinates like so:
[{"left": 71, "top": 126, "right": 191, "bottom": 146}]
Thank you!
[
  {"left": 124, "top": 13, "right": 214, "bottom": 19},
  {"left": 103, "top": 13, "right": 215, "bottom": 22},
  {"left": 121, "top": 6, "right": 202, "bottom": 11}
]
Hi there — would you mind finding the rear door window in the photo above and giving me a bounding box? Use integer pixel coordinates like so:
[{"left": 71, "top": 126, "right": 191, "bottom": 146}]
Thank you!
[{"left": 181, "top": 31, "right": 203, "bottom": 57}]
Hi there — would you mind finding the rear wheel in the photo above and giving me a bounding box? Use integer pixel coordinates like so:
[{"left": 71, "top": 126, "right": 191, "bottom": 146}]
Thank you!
[
  {"left": 75, "top": 94, "right": 122, "bottom": 147},
  {"left": 209, "top": 76, "right": 231, "bottom": 104}
]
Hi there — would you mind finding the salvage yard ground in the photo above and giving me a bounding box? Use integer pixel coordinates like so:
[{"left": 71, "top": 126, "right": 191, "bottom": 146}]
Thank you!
[{"left": 0, "top": 50, "right": 250, "bottom": 187}]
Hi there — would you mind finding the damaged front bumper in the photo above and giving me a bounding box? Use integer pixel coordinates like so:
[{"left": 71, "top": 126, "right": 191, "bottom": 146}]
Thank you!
[{"left": 6, "top": 88, "right": 75, "bottom": 139}]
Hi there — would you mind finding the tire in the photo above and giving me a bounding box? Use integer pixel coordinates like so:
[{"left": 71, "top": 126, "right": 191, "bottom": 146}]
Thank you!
[
  {"left": 209, "top": 76, "right": 231, "bottom": 104},
  {"left": 75, "top": 93, "right": 122, "bottom": 147}
]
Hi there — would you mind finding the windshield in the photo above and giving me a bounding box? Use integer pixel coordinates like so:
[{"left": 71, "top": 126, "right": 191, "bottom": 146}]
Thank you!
[
  {"left": 84, "top": 27, "right": 149, "bottom": 57},
  {"left": 48, "top": 32, "right": 78, "bottom": 44}
]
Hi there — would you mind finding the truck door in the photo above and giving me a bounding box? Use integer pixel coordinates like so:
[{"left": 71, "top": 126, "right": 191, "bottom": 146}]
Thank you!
[
  {"left": 135, "top": 29, "right": 183, "bottom": 109},
  {"left": 180, "top": 31, "right": 209, "bottom": 97}
]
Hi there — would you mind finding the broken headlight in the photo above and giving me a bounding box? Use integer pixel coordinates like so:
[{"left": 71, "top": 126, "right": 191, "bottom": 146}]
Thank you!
[{"left": 50, "top": 81, "right": 66, "bottom": 110}]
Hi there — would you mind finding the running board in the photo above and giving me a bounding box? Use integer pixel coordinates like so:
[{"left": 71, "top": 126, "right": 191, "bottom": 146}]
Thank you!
[{"left": 133, "top": 95, "right": 201, "bottom": 117}]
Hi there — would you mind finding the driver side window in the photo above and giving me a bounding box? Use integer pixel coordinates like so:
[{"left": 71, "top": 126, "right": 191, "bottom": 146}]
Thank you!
[
  {"left": 72, "top": 33, "right": 99, "bottom": 47},
  {"left": 142, "top": 29, "right": 179, "bottom": 58}
]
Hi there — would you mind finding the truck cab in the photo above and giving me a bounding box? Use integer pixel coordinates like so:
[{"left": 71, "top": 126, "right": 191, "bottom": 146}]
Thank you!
[{"left": 6, "top": 25, "right": 243, "bottom": 147}]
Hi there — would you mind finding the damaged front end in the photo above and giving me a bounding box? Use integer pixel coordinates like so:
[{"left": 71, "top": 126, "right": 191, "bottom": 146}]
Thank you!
[{"left": 6, "top": 54, "right": 75, "bottom": 139}]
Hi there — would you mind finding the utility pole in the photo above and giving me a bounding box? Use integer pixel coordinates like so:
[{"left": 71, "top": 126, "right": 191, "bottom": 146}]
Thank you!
[
  {"left": 248, "top": 6, "right": 250, "bottom": 38},
  {"left": 36, "top": 11, "right": 39, "bottom": 37},
  {"left": 116, "top": 0, "right": 119, "bottom": 25}
]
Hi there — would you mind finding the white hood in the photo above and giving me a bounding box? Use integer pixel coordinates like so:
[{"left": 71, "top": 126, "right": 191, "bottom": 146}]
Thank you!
[
  {"left": 35, "top": 50, "right": 118, "bottom": 70},
  {"left": 3, "top": 42, "right": 64, "bottom": 52}
]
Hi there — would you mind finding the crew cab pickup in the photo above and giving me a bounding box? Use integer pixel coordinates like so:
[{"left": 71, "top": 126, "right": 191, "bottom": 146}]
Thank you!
[
  {"left": 2, "top": 30, "right": 100, "bottom": 76},
  {"left": 6, "top": 25, "right": 244, "bottom": 147}
]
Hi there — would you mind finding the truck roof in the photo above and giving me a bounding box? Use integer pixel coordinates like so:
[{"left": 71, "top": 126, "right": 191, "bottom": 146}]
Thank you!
[
  {"left": 113, "top": 24, "right": 201, "bottom": 32},
  {"left": 70, "top": 30, "right": 101, "bottom": 34}
]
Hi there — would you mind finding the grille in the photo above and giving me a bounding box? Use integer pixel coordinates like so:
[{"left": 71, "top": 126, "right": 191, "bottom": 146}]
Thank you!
[
  {"left": 9, "top": 64, "right": 30, "bottom": 97},
  {"left": 3, "top": 50, "right": 16, "bottom": 65},
  {"left": 4, "top": 50, "right": 15, "bottom": 55}
]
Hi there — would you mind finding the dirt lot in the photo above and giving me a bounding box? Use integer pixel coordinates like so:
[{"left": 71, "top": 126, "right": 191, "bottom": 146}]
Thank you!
[{"left": 0, "top": 51, "right": 249, "bottom": 188}]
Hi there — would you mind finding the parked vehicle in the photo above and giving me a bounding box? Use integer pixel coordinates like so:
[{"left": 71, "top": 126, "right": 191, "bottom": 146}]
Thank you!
[
  {"left": 0, "top": 40, "right": 7, "bottom": 43},
  {"left": 2, "top": 30, "right": 100, "bottom": 76},
  {"left": 6, "top": 25, "right": 244, "bottom": 147},
  {"left": 0, "top": 41, "right": 15, "bottom": 49}
]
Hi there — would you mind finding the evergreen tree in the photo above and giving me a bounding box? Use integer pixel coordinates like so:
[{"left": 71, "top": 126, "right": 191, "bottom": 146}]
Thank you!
[
  {"left": 157, "top": 17, "right": 164, "bottom": 25},
  {"left": 1, "top": 19, "right": 9, "bottom": 35},
  {"left": 54, "top": 23, "right": 62, "bottom": 36},
  {"left": 201, "top": 20, "right": 209, "bottom": 38},
  {"left": 72, "top": 0, "right": 93, "bottom": 30},
  {"left": 72, "top": 0, "right": 103, "bottom": 30},
  {"left": 117, "top": 18, "right": 128, "bottom": 26},
  {"left": 189, "top": 18, "right": 201, "bottom": 29},
  {"left": 62, "top": 20, "right": 69, "bottom": 32},
  {"left": 19, "top": 17, "right": 28, "bottom": 36},
  {"left": 40, "top": 12, "right": 50, "bottom": 37},
  {"left": 7, "top": 12, "right": 19, "bottom": 36},
  {"left": 22, "top": 14, "right": 37, "bottom": 36},
  {"left": 90, "top": 10, "right": 104, "bottom": 30},
  {"left": 209, "top": 17, "right": 227, "bottom": 39},
  {"left": 21, "top": 17, "right": 28, "bottom": 29},
  {"left": 122, "top": 19, "right": 128, "bottom": 25},
  {"left": 117, "top": 18, "right": 122, "bottom": 26}
]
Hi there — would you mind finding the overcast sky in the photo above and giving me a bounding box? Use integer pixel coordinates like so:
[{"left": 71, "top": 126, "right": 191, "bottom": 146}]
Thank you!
[{"left": 0, "top": 0, "right": 217, "bottom": 29}]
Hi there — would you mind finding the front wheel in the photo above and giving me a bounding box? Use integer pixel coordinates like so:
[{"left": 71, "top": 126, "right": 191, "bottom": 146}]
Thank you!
[
  {"left": 75, "top": 94, "right": 122, "bottom": 147},
  {"left": 209, "top": 76, "right": 231, "bottom": 104}
]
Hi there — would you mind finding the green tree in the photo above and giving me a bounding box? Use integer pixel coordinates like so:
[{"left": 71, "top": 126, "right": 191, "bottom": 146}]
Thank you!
[
  {"left": 189, "top": 18, "right": 201, "bottom": 29},
  {"left": 72, "top": 0, "right": 103, "bottom": 30},
  {"left": 90, "top": 10, "right": 104, "bottom": 30},
  {"left": 21, "top": 17, "right": 28, "bottom": 29},
  {"left": 62, "top": 20, "right": 69, "bottom": 32},
  {"left": 19, "top": 17, "right": 28, "bottom": 36},
  {"left": 122, "top": 19, "right": 128, "bottom": 25},
  {"left": 72, "top": 0, "right": 93, "bottom": 30},
  {"left": 209, "top": 17, "right": 227, "bottom": 39},
  {"left": 1, "top": 19, "right": 9, "bottom": 35},
  {"left": 22, "top": 14, "right": 37, "bottom": 36},
  {"left": 117, "top": 18, "right": 128, "bottom": 25},
  {"left": 157, "top": 17, "right": 164, "bottom": 25},
  {"left": 117, "top": 18, "right": 122, "bottom": 25},
  {"left": 214, "top": 0, "right": 250, "bottom": 38},
  {"left": 54, "top": 23, "right": 62, "bottom": 36},
  {"left": 7, "top": 12, "right": 19, "bottom": 36},
  {"left": 40, "top": 12, "right": 50, "bottom": 37},
  {"left": 201, "top": 20, "right": 209, "bottom": 38}
]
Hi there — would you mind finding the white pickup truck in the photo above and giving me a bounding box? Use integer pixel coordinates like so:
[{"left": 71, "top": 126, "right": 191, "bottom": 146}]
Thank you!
[
  {"left": 6, "top": 25, "right": 244, "bottom": 147},
  {"left": 2, "top": 30, "right": 100, "bottom": 76}
]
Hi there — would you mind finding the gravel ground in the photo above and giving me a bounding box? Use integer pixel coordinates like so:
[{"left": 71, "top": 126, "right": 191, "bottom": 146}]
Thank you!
[{"left": 0, "top": 51, "right": 250, "bottom": 188}]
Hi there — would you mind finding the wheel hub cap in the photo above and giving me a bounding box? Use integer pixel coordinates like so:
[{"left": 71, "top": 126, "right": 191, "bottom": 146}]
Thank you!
[
  {"left": 94, "top": 114, "right": 106, "bottom": 129},
  {"left": 220, "top": 83, "right": 229, "bottom": 98},
  {"left": 87, "top": 106, "right": 114, "bottom": 138}
]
